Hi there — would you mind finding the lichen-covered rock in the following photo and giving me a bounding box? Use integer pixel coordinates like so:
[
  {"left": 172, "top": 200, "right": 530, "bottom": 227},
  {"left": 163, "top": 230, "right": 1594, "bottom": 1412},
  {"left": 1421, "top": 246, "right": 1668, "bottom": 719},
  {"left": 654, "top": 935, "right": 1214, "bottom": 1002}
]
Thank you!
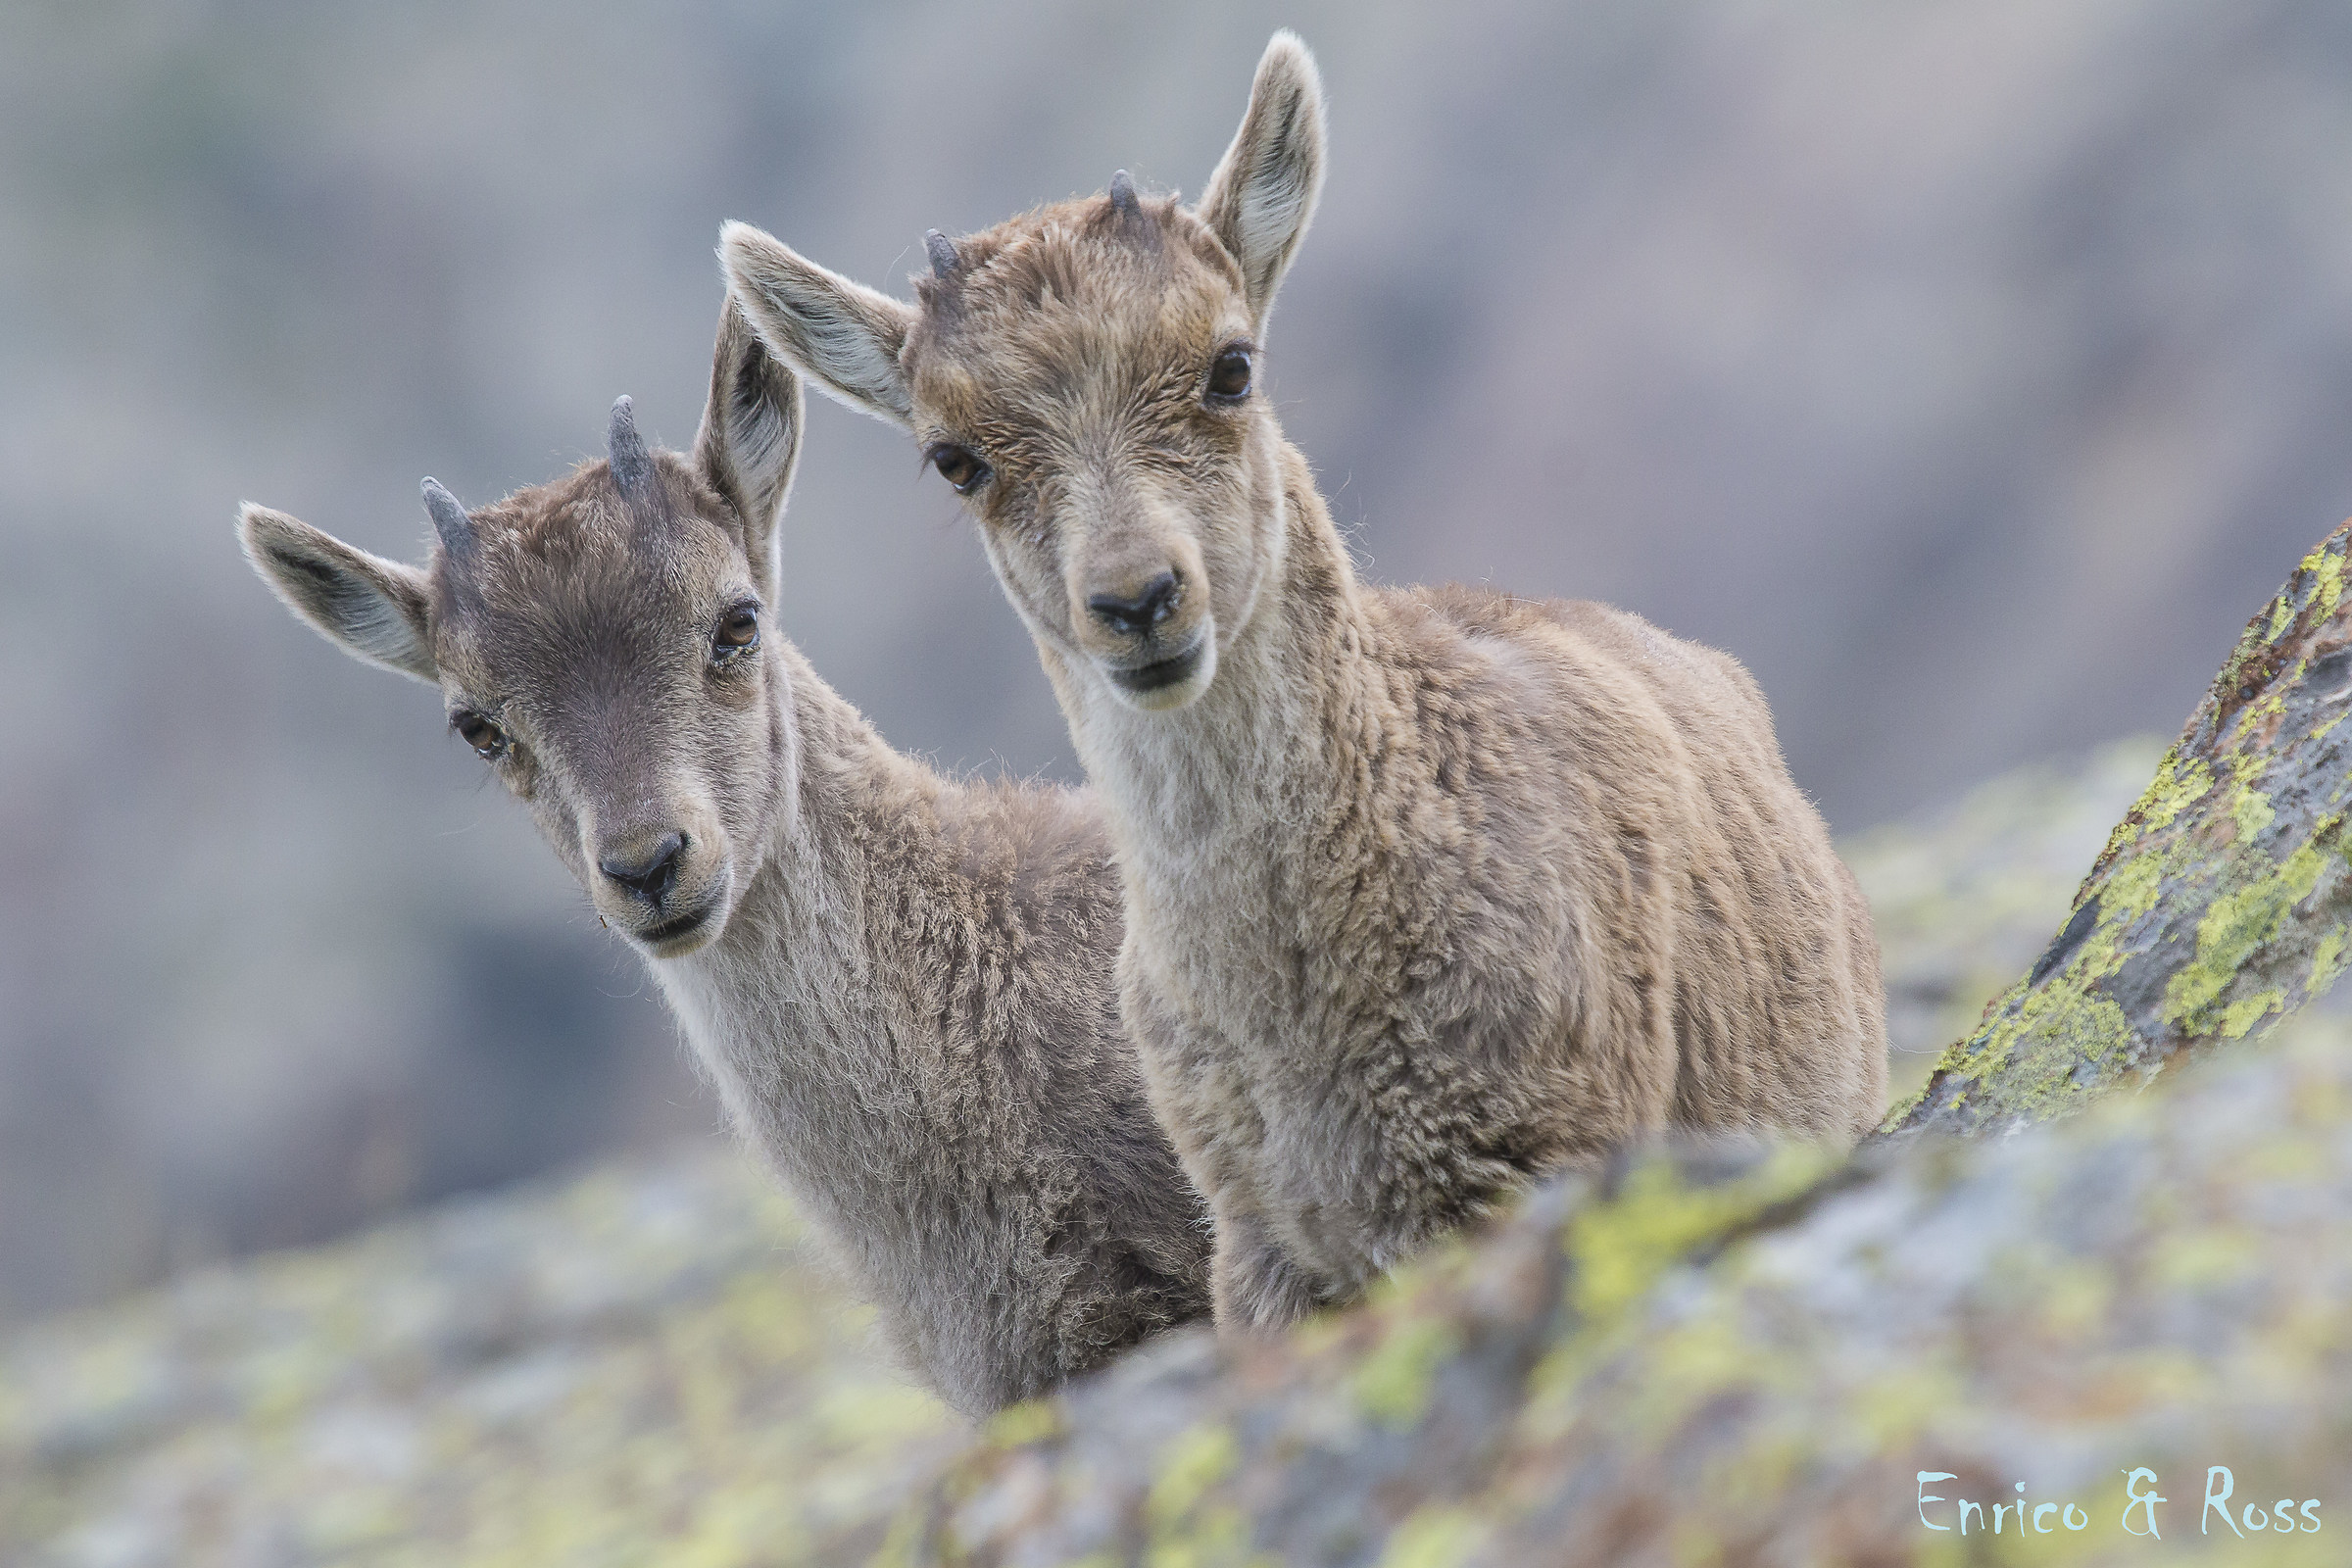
[
  {"left": 0, "top": 1154, "right": 957, "bottom": 1565},
  {"left": 902, "top": 1013, "right": 2352, "bottom": 1566},
  {"left": 1, "top": 735, "right": 2304, "bottom": 1566},
  {"left": 1842, "top": 737, "right": 2163, "bottom": 1099},
  {"left": 1898, "top": 520, "right": 2352, "bottom": 1135}
]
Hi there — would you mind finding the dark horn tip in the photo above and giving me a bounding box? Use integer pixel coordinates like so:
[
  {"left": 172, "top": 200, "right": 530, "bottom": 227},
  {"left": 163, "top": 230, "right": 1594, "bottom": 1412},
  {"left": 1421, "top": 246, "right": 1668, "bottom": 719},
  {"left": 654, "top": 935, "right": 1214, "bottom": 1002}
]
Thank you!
[
  {"left": 925, "top": 228, "right": 959, "bottom": 279},
  {"left": 1109, "top": 169, "right": 1139, "bottom": 215}
]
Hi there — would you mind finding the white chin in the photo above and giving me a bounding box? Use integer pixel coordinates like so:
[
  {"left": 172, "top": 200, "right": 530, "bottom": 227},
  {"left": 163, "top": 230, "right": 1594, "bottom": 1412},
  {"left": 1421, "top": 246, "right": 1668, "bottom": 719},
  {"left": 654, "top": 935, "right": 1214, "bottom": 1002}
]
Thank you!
[
  {"left": 642, "top": 918, "right": 722, "bottom": 959},
  {"left": 1105, "top": 633, "right": 1216, "bottom": 712},
  {"left": 617, "top": 870, "right": 734, "bottom": 958}
]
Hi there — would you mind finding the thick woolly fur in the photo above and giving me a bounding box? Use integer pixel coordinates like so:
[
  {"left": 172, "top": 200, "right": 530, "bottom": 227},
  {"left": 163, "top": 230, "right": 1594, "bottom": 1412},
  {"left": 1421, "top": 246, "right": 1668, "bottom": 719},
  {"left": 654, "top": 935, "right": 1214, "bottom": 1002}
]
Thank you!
[
  {"left": 722, "top": 30, "right": 1889, "bottom": 1332},
  {"left": 237, "top": 302, "right": 1210, "bottom": 1413}
]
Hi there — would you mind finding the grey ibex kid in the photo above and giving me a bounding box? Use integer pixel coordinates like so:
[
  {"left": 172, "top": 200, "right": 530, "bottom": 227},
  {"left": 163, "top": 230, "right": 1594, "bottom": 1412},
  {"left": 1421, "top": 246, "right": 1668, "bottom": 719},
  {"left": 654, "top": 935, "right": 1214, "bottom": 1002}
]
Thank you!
[
  {"left": 238, "top": 302, "right": 1210, "bottom": 1409},
  {"left": 720, "top": 31, "right": 1887, "bottom": 1329}
]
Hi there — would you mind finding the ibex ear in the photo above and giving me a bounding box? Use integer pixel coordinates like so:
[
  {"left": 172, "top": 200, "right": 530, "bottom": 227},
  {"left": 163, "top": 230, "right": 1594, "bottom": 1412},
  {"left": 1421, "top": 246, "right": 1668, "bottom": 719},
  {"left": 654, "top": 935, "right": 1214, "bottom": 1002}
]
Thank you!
[
  {"left": 238, "top": 505, "right": 437, "bottom": 684},
  {"left": 695, "top": 296, "right": 804, "bottom": 599},
  {"left": 719, "top": 220, "right": 915, "bottom": 429},
  {"left": 1195, "top": 30, "right": 1327, "bottom": 329}
]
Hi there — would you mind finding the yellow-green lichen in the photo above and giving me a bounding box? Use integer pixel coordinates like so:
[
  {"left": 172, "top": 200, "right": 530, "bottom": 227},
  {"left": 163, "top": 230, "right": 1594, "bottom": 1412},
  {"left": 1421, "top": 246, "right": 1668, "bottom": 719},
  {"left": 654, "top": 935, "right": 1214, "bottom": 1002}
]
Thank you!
[
  {"left": 1352, "top": 1315, "right": 1462, "bottom": 1430},
  {"left": 2233, "top": 785, "right": 2277, "bottom": 844},
  {"left": 2140, "top": 750, "right": 2216, "bottom": 833},
  {"left": 2304, "top": 538, "right": 2347, "bottom": 622},
  {"left": 2220, "top": 990, "right": 2285, "bottom": 1039},
  {"left": 1520, "top": 1150, "right": 1835, "bottom": 1429},
  {"left": 1843, "top": 1360, "right": 1971, "bottom": 1453},
  {"left": 1566, "top": 1148, "right": 1832, "bottom": 1328},
  {"left": 2149, "top": 1227, "right": 2266, "bottom": 1291},
  {"left": 1144, "top": 1423, "right": 1241, "bottom": 1539},
  {"left": 1375, "top": 1503, "right": 1489, "bottom": 1568},
  {"left": 2085, "top": 750, "right": 2211, "bottom": 878},
  {"left": 2231, "top": 691, "right": 2288, "bottom": 750},
  {"left": 1623, "top": 1313, "right": 1784, "bottom": 1442},
  {"left": 1903, "top": 966, "right": 2137, "bottom": 1129},
  {"left": 2307, "top": 925, "right": 2351, "bottom": 1002},
  {"left": 2163, "top": 833, "right": 2337, "bottom": 1032},
  {"left": 1898, "top": 739, "right": 2352, "bottom": 1131},
  {"left": 981, "top": 1396, "right": 1059, "bottom": 1450}
]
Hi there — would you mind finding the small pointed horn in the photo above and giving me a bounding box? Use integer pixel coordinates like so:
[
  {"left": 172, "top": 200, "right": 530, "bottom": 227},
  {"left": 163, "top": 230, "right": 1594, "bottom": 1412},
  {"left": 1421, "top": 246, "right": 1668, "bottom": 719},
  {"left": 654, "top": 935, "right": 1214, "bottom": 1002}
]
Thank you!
[
  {"left": 608, "top": 395, "right": 655, "bottom": 501},
  {"left": 1108, "top": 170, "right": 1139, "bottom": 217},
  {"left": 420, "top": 477, "right": 472, "bottom": 559},
  {"left": 925, "top": 228, "right": 959, "bottom": 279}
]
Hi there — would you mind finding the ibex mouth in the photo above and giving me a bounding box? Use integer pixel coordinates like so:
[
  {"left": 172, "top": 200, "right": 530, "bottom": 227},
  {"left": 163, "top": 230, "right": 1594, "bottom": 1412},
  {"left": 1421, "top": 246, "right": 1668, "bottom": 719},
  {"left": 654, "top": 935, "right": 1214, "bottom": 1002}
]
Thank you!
[
  {"left": 1105, "top": 629, "right": 1214, "bottom": 710},
  {"left": 636, "top": 896, "right": 723, "bottom": 956}
]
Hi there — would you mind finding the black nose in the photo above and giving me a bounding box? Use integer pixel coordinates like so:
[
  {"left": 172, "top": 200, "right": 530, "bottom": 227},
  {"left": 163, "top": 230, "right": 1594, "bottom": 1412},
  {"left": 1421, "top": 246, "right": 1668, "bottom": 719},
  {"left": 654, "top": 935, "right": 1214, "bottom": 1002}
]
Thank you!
[
  {"left": 600, "top": 831, "right": 687, "bottom": 906},
  {"left": 1087, "top": 571, "right": 1182, "bottom": 637}
]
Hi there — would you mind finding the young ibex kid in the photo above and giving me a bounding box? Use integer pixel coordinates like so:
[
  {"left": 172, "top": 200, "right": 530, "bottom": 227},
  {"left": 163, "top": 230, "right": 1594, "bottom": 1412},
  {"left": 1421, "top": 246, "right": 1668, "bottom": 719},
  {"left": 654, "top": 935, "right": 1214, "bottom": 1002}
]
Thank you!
[
  {"left": 719, "top": 33, "right": 1888, "bottom": 1329},
  {"left": 238, "top": 301, "right": 1210, "bottom": 1408}
]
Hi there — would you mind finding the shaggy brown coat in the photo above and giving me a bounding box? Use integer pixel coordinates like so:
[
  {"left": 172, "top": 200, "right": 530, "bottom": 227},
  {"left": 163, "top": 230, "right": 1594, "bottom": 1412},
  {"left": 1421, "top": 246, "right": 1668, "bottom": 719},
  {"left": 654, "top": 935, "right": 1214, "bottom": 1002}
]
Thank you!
[
  {"left": 720, "top": 32, "right": 1887, "bottom": 1329},
  {"left": 237, "top": 302, "right": 1210, "bottom": 1408}
]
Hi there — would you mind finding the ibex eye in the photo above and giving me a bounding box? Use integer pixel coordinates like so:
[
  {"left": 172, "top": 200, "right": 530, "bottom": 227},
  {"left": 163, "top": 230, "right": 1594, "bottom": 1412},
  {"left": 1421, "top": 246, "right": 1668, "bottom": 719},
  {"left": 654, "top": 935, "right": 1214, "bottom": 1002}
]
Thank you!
[
  {"left": 1206, "top": 344, "right": 1253, "bottom": 403},
  {"left": 926, "top": 443, "right": 990, "bottom": 495},
  {"left": 452, "top": 710, "right": 509, "bottom": 760},
  {"left": 712, "top": 604, "right": 760, "bottom": 659}
]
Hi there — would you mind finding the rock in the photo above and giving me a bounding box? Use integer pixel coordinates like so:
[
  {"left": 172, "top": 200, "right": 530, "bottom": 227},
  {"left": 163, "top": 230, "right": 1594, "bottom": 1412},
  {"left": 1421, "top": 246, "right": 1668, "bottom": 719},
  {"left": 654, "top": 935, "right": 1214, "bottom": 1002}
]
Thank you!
[
  {"left": 0, "top": 1153, "right": 957, "bottom": 1565},
  {"left": 902, "top": 1013, "right": 2352, "bottom": 1565},
  {"left": 1842, "top": 737, "right": 2163, "bottom": 1101},
  {"left": 13, "top": 680, "right": 2338, "bottom": 1563},
  {"left": 1899, "top": 521, "right": 2352, "bottom": 1135}
]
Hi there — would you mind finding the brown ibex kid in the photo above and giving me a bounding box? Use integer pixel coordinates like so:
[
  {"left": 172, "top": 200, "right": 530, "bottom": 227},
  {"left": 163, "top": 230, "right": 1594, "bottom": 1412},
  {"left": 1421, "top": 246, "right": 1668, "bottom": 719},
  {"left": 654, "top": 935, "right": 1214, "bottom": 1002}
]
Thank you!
[
  {"left": 720, "top": 32, "right": 1887, "bottom": 1329},
  {"left": 238, "top": 302, "right": 1210, "bottom": 1409}
]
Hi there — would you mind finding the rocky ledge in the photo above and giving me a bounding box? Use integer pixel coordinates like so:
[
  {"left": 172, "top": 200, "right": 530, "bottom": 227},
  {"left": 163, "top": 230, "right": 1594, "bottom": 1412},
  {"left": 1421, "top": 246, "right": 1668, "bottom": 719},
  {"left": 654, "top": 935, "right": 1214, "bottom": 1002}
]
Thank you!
[
  {"left": 25, "top": 513, "right": 2352, "bottom": 1567},
  {"left": 11, "top": 737, "right": 2245, "bottom": 1567}
]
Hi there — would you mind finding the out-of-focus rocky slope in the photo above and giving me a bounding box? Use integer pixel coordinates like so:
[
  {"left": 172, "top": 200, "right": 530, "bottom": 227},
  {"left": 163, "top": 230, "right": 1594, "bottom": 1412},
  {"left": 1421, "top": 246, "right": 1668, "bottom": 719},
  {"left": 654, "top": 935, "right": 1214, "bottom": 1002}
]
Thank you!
[
  {"left": 0, "top": 1162, "right": 959, "bottom": 1565},
  {"left": 910, "top": 1016, "right": 2352, "bottom": 1566},
  {"left": 24, "top": 734, "right": 2351, "bottom": 1567}
]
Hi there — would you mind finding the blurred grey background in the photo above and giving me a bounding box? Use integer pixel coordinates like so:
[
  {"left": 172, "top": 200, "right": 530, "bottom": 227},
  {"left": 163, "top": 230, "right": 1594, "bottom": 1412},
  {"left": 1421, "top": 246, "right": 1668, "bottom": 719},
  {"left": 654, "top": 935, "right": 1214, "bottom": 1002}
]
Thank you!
[{"left": 4, "top": 0, "right": 2348, "bottom": 1321}]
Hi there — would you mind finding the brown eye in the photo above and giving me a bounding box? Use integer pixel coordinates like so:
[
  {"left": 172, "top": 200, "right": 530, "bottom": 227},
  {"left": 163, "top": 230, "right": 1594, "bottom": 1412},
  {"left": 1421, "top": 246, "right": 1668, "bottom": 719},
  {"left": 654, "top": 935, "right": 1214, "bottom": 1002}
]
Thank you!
[
  {"left": 712, "top": 604, "right": 760, "bottom": 659},
  {"left": 452, "top": 710, "right": 508, "bottom": 760},
  {"left": 1206, "top": 345, "right": 1253, "bottom": 402},
  {"left": 927, "top": 443, "right": 990, "bottom": 495}
]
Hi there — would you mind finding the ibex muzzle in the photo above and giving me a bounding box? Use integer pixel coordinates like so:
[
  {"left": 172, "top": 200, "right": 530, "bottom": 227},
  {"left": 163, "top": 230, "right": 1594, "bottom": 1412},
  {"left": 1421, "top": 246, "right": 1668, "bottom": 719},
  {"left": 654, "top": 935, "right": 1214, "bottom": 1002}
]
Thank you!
[{"left": 1061, "top": 474, "right": 1217, "bottom": 708}]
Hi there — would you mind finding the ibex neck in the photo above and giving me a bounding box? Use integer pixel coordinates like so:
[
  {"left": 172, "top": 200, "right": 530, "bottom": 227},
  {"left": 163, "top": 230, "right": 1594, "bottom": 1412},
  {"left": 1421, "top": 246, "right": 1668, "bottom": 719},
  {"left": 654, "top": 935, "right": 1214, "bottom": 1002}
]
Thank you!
[
  {"left": 650, "top": 647, "right": 947, "bottom": 1193},
  {"left": 1066, "top": 442, "right": 1388, "bottom": 864}
]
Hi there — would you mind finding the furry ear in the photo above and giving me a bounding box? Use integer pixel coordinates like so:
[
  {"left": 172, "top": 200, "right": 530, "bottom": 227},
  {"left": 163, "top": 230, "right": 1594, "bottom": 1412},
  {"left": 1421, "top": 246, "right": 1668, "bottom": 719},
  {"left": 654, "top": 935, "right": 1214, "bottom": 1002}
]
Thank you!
[
  {"left": 1195, "top": 30, "right": 1327, "bottom": 328},
  {"left": 695, "top": 296, "right": 804, "bottom": 600},
  {"left": 238, "top": 505, "right": 437, "bottom": 683},
  {"left": 719, "top": 220, "right": 916, "bottom": 428}
]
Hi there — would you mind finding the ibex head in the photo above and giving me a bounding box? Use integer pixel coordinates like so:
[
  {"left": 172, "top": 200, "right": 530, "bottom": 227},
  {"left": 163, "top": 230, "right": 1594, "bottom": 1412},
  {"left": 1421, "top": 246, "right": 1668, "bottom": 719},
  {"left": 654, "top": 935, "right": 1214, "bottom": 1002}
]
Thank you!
[
  {"left": 239, "top": 302, "right": 805, "bottom": 957},
  {"left": 720, "top": 31, "right": 1325, "bottom": 713}
]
